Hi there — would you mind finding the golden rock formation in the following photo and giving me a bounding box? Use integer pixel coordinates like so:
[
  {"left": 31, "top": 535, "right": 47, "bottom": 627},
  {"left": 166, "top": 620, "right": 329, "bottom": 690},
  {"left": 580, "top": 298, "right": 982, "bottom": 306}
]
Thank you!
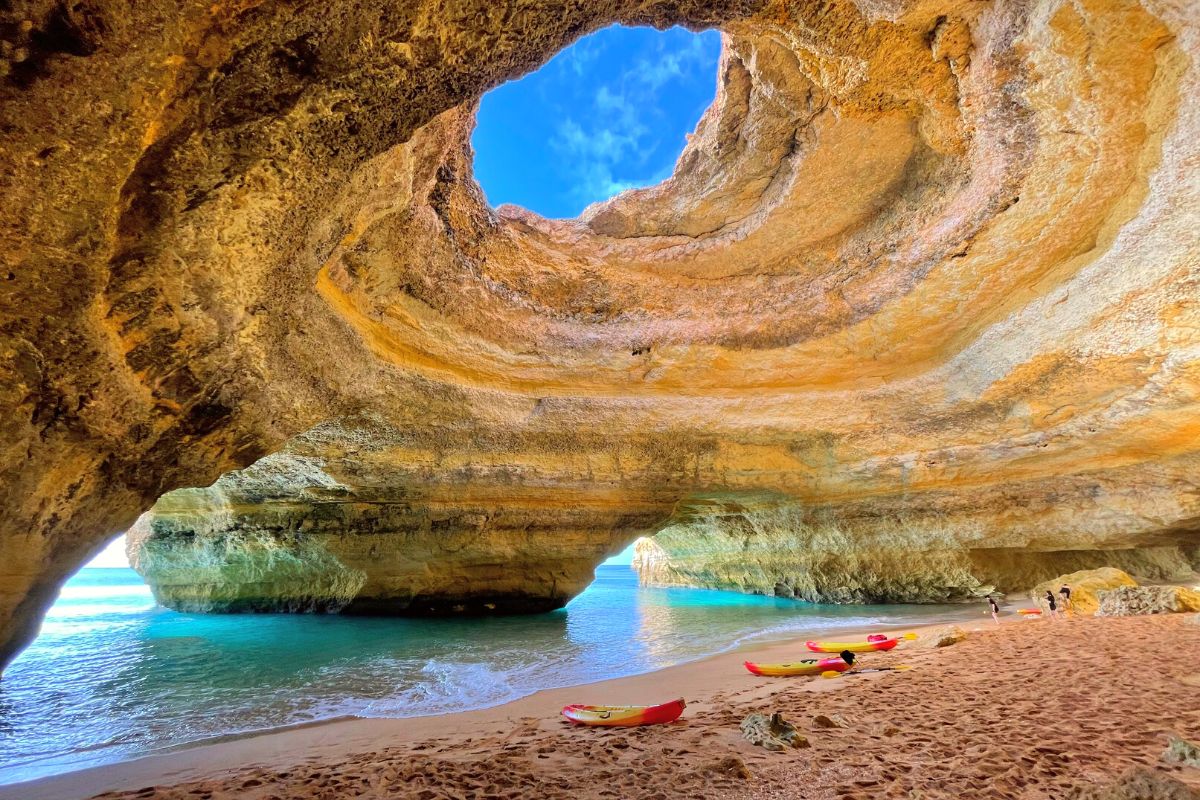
[
  {"left": 2, "top": 0, "right": 1199, "bottom": 666},
  {"left": 1032, "top": 568, "right": 1139, "bottom": 615},
  {"left": 126, "top": 417, "right": 653, "bottom": 613},
  {"left": 635, "top": 514, "right": 1197, "bottom": 604}
]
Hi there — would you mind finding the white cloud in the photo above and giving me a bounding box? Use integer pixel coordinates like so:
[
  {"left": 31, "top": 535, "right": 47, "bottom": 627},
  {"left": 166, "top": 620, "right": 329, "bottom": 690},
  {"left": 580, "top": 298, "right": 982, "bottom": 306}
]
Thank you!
[
  {"left": 554, "top": 117, "right": 643, "bottom": 164},
  {"left": 541, "top": 27, "right": 720, "bottom": 213},
  {"left": 593, "top": 85, "right": 624, "bottom": 113},
  {"left": 568, "top": 160, "right": 677, "bottom": 208},
  {"left": 561, "top": 35, "right": 605, "bottom": 77},
  {"left": 633, "top": 32, "right": 715, "bottom": 91}
]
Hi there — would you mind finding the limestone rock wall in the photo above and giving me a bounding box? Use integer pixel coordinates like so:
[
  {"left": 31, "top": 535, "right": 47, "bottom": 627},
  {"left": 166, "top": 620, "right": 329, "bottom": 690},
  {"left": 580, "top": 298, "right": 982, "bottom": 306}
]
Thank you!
[
  {"left": 2, "top": 0, "right": 1200, "bottom": 665},
  {"left": 127, "top": 418, "right": 660, "bottom": 614},
  {"left": 633, "top": 498, "right": 1200, "bottom": 603}
]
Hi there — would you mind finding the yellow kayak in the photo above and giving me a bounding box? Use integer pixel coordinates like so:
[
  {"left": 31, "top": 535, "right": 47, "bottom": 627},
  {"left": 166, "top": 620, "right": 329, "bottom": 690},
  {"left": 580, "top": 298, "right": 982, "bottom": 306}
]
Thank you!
[
  {"left": 744, "top": 655, "right": 852, "bottom": 676},
  {"left": 805, "top": 636, "right": 899, "bottom": 653}
]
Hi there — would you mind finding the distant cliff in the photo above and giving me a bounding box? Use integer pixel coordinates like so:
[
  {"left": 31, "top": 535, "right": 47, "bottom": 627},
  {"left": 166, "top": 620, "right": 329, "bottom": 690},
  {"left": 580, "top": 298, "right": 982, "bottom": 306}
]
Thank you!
[{"left": 632, "top": 496, "right": 1200, "bottom": 603}]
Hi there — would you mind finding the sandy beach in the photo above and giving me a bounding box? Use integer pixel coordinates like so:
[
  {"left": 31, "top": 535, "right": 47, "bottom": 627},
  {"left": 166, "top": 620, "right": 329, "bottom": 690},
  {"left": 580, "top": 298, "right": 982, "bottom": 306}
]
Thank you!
[{"left": 4, "top": 614, "right": 1198, "bottom": 800}]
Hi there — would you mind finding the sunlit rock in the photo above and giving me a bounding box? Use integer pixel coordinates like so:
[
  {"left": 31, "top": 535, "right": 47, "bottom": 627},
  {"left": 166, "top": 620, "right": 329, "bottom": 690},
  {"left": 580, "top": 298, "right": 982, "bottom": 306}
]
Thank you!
[
  {"left": 1162, "top": 736, "right": 1200, "bottom": 770},
  {"left": 1032, "top": 568, "right": 1139, "bottom": 616},
  {"left": 633, "top": 501, "right": 1197, "bottom": 603},
  {"left": 128, "top": 418, "right": 648, "bottom": 614},
  {"left": 914, "top": 625, "right": 968, "bottom": 648},
  {"left": 1064, "top": 766, "right": 1200, "bottom": 800}
]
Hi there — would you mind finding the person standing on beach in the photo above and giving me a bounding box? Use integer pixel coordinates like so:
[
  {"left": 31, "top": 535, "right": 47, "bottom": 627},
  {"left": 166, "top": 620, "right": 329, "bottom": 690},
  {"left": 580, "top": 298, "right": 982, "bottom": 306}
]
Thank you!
[
  {"left": 987, "top": 595, "right": 1000, "bottom": 624},
  {"left": 1044, "top": 590, "right": 1059, "bottom": 618},
  {"left": 1059, "top": 584, "right": 1072, "bottom": 615}
]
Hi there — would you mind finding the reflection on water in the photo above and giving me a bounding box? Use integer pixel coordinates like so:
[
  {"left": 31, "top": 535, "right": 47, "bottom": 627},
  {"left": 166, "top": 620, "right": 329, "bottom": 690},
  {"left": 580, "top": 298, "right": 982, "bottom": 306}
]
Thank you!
[{"left": 0, "top": 566, "right": 977, "bottom": 785}]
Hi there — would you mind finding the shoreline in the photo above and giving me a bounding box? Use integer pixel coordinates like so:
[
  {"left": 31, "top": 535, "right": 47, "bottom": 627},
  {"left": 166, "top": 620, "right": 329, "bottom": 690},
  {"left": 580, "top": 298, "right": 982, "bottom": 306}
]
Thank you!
[
  {"left": 7, "top": 612, "right": 1199, "bottom": 800},
  {"left": 1, "top": 616, "right": 980, "bottom": 800},
  {"left": 0, "top": 597, "right": 983, "bottom": 788}
]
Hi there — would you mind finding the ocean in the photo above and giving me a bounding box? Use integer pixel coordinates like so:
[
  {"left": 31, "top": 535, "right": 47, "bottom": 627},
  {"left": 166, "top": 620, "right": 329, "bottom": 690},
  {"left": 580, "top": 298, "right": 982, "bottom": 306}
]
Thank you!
[{"left": 0, "top": 566, "right": 978, "bottom": 785}]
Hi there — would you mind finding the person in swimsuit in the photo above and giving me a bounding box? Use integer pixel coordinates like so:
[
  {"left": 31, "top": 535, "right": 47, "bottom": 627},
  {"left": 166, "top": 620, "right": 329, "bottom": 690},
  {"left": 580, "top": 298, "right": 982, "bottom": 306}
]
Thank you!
[
  {"left": 1045, "top": 590, "right": 1058, "bottom": 618},
  {"left": 987, "top": 595, "right": 1000, "bottom": 623},
  {"left": 1059, "top": 584, "right": 1072, "bottom": 615}
]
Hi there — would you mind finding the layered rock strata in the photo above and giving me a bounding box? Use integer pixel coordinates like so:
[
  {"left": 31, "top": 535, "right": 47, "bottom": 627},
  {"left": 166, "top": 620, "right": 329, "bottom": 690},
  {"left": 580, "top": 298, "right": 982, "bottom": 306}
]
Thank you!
[
  {"left": 2, "top": 0, "right": 1199, "bottom": 664},
  {"left": 127, "top": 418, "right": 658, "bottom": 614},
  {"left": 633, "top": 499, "right": 1200, "bottom": 603}
]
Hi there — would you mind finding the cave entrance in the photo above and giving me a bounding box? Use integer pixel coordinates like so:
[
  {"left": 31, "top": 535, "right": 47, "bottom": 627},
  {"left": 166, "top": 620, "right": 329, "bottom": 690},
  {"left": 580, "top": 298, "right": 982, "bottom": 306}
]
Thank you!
[
  {"left": 601, "top": 540, "right": 639, "bottom": 568},
  {"left": 0, "top": 533, "right": 161, "bottom": 784},
  {"left": 471, "top": 24, "right": 721, "bottom": 218},
  {"left": 6, "top": 534, "right": 149, "bottom": 669}
]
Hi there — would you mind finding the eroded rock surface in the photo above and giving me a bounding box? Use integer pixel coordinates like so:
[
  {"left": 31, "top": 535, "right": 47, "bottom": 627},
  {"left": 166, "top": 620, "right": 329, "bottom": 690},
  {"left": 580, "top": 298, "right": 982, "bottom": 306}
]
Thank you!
[
  {"left": 1033, "top": 568, "right": 1140, "bottom": 615},
  {"left": 915, "top": 625, "right": 968, "bottom": 648},
  {"left": 741, "top": 712, "right": 809, "bottom": 751},
  {"left": 633, "top": 503, "right": 1198, "bottom": 602},
  {"left": 1094, "top": 586, "right": 1200, "bottom": 617},
  {"left": 1162, "top": 736, "right": 1200, "bottom": 769},
  {"left": 127, "top": 417, "right": 657, "bottom": 614},
  {"left": 3, "top": 0, "right": 1200, "bottom": 664}
]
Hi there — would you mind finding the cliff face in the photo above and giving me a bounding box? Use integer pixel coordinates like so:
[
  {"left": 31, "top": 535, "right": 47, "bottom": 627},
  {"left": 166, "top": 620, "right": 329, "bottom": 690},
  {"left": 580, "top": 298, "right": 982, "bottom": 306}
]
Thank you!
[
  {"left": 2, "top": 0, "right": 1199, "bottom": 664},
  {"left": 633, "top": 498, "right": 1200, "bottom": 603},
  {"left": 127, "top": 418, "right": 659, "bottom": 614}
]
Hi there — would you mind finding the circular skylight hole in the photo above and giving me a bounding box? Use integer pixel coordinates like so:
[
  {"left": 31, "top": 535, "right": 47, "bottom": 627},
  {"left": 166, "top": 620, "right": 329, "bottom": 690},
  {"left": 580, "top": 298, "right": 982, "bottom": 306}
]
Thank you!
[{"left": 472, "top": 25, "right": 721, "bottom": 220}]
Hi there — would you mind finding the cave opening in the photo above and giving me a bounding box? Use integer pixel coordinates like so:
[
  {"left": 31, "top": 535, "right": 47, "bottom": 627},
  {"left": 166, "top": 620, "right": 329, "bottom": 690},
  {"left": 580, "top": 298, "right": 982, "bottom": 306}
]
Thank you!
[{"left": 470, "top": 24, "right": 722, "bottom": 219}]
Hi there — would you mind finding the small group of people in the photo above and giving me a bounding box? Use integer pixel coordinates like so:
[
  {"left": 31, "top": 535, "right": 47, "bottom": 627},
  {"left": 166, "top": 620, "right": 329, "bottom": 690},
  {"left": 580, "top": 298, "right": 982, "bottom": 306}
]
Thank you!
[
  {"left": 986, "top": 583, "right": 1072, "bottom": 622},
  {"left": 1045, "top": 584, "right": 1072, "bottom": 617}
]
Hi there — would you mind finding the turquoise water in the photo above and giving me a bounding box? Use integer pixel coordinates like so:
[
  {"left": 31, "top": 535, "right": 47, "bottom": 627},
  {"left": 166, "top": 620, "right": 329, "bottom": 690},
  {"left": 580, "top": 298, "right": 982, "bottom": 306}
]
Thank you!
[{"left": 0, "top": 567, "right": 976, "bottom": 785}]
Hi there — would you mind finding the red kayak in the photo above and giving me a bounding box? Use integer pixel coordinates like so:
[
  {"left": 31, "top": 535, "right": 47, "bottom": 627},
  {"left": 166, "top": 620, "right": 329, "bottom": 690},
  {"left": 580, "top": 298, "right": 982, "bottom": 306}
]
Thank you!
[{"left": 561, "top": 698, "right": 686, "bottom": 727}]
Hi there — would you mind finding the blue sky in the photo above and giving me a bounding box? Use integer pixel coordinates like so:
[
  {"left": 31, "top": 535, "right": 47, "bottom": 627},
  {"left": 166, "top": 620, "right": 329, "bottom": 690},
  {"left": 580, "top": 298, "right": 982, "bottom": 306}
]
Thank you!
[{"left": 472, "top": 25, "right": 722, "bottom": 218}]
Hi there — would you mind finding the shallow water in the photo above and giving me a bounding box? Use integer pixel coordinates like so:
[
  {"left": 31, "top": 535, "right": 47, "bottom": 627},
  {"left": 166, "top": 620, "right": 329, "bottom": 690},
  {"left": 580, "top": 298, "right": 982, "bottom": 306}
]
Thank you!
[{"left": 0, "top": 566, "right": 979, "bottom": 784}]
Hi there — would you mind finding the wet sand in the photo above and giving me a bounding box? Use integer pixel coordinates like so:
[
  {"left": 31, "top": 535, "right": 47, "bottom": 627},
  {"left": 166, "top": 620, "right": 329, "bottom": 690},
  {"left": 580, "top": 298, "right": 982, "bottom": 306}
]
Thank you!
[{"left": 6, "top": 614, "right": 1199, "bottom": 800}]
